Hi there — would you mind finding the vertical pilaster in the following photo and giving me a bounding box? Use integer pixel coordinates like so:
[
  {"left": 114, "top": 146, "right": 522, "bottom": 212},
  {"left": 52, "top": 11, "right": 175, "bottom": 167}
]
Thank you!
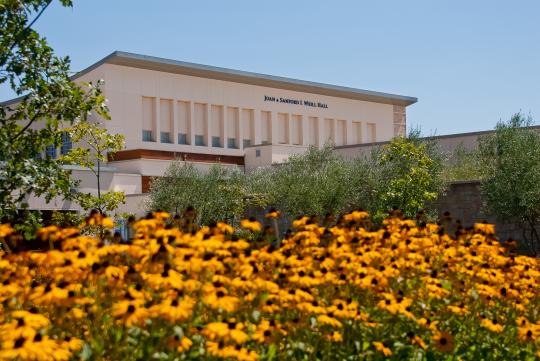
[
  {"left": 253, "top": 109, "right": 261, "bottom": 145},
  {"left": 287, "top": 113, "right": 292, "bottom": 145},
  {"left": 238, "top": 108, "right": 244, "bottom": 150},
  {"left": 271, "top": 112, "right": 278, "bottom": 145},
  {"left": 345, "top": 119, "right": 353, "bottom": 145},
  {"left": 223, "top": 105, "right": 229, "bottom": 149},
  {"left": 189, "top": 101, "right": 195, "bottom": 146},
  {"left": 317, "top": 117, "right": 324, "bottom": 148},
  {"left": 172, "top": 99, "right": 178, "bottom": 145},
  {"left": 205, "top": 103, "right": 211, "bottom": 148},
  {"left": 301, "top": 115, "right": 308, "bottom": 146},
  {"left": 155, "top": 97, "right": 161, "bottom": 143}
]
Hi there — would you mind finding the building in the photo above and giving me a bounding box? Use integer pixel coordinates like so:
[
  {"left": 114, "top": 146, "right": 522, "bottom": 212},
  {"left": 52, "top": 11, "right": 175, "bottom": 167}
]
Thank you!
[{"left": 7, "top": 51, "right": 417, "bottom": 215}]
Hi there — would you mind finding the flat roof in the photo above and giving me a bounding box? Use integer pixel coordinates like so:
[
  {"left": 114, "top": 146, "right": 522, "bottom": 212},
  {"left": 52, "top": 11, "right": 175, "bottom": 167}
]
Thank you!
[{"left": 75, "top": 51, "right": 417, "bottom": 107}]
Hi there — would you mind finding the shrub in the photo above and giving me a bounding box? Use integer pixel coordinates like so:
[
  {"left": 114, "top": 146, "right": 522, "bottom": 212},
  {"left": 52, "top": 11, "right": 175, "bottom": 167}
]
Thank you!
[{"left": 478, "top": 113, "right": 540, "bottom": 254}]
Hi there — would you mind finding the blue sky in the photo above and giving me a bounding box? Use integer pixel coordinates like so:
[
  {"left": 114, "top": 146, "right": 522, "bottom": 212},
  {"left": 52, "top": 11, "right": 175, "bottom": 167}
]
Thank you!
[{"left": 2, "top": 0, "right": 539, "bottom": 135}]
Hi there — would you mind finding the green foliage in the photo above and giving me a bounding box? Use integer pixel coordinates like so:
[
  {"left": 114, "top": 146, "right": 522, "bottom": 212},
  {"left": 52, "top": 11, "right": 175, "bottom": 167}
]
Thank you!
[
  {"left": 478, "top": 112, "right": 540, "bottom": 253},
  {"left": 253, "top": 145, "right": 352, "bottom": 218},
  {"left": 442, "top": 143, "right": 483, "bottom": 182},
  {"left": 50, "top": 210, "right": 83, "bottom": 228},
  {"left": 147, "top": 163, "right": 249, "bottom": 225},
  {"left": 371, "top": 133, "right": 446, "bottom": 221},
  {"left": 60, "top": 120, "right": 126, "bottom": 213},
  {"left": 0, "top": 1, "right": 109, "bottom": 224},
  {"left": 149, "top": 140, "right": 446, "bottom": 227}
]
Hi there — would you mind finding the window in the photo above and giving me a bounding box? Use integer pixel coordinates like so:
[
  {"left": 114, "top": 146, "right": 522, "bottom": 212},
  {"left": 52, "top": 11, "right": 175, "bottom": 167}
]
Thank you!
[
  {"left": 227, "top": 138, "right": 237, "bottom": 149},
  {"left": 177, "top": 101, "right": 190, "bottom": 145},
  {"left": 261, "top": 111, "right": 271, "bottom": 144},
  {"left": 142, "top": 97, "right": 156, "bottom": 141},
  {"left": 255, "top": 149, "right": 261, "bottom": 157},
  {"left": 211, "top": 105, "right": 223, "bottom": 148},
  {"left": 243, "top": 139, "right": 251, "bottom": 148},
  {"left": 212, "top": 136, "right": 222, "bottom": 148},
  {"left": 336, "top": 120, "right": 346, "bottom": 146},
  {"left": 160, "top": 99, "right": 173, "bottom": 143},
  {"left": 324, "top": 118, "right": 335, "bottom": 144},
  {"left": 277, "top": 113, "right": 289, "bottom": 144},
  {"left": 227, "top": 107, "right": 239, "bottom": 149},
  {"left": 352, "top": 121, "right": 362, "bottom": 144},
  {"left": 308, "top": 117, "right": 319, "bottom": 146},
  {"left": 60, "top": 132, "right": 72, "bottom": 155},
  {"left": 178, "top": 133, "right": 188, "bottom": 145},
  {"left": 45, "top": 145, "right": 57, "bottom": 159},
  {"left": 242, "top": 109, "right": 254, "bottom": 147},
  {"left": 142, "top": 130, "right": 153, "bottom": 142},
  {"left": 160, "top": 132, "right": 172, "bottom": 143},
  {"left": 195, "top": 135, "right": 205, "bottom": 146},
  {"left": 194, "top": 103, "right": 207, "bottom": 146},
  {"left": 367, "top": 123, "right": 376, "bottom": 143},
  {"left": 34, "top": 152, "right": 42, "bottom": 160},
  {"left": 291, "top": 114, "right": 302, "bottom": 145}
]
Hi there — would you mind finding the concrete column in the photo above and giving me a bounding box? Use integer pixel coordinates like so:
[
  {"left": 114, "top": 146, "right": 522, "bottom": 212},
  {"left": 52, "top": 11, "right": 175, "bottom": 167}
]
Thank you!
[
  {"left": 223, "top": 105, "right": 228, "bottom": 149},
  {"left": 172, "top": 99, "right": 178, "bottom": 145},
  {"left": 287, "top": 113, "right": 292, "bottom": 144},
  {"left": 238, "top": 108, "right": 244, "bottom": 150},
  {"left": 345, "top": 119, "right": 353, "bottom": 145},
  {"left": 205, "top": 103, "right": 211, "bottom": 148},
  {"left": 155, "top": 97, "right": 161, "bottom": 143},
  {"left": 253, "top": 109, "right": 261, "bottom": 145},
  {"left": 270, "top": 111, "right": 278, "bottom": 145},
  {"left": 301, "top": 114, "right": 308, "bottom": 146},
  {"left": 189, "top": 101, "right": 195, "bottom": 146},
  {"left": 331, "top": 118, "right": 337, "bottom": 146},
  {"left": 317, "top": 117, "right": 324, "bottom": 148}
]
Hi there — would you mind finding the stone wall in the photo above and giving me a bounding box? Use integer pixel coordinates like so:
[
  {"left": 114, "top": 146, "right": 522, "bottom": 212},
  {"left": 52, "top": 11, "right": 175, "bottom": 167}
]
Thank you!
[{"left": 434, "top": 181, "right": 537, "bottom": 252}]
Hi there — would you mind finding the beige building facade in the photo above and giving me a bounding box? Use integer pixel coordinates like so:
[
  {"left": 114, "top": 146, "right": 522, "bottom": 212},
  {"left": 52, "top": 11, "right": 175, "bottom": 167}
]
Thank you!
[{"left": 12, "top": 51, "right": 417, "bottom": 214}]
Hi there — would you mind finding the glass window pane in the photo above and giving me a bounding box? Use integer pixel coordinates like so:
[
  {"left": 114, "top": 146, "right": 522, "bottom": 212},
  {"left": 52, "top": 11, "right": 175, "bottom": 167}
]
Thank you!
[
  {"left": 195, "top": 135, "right": 205, "bottom": 146},
  {"left": 227, "top": 138, "right": 237, "bottom": 149},
  {"left": 212, "top": 136, "right": 222, "bottom": 148},
  {"left": 45, "top": 145, "right": 57, "bottom": 159},
  {"left": 178, "top": 133, "right": 188, "bottom": 145},
  {"left": 160, "top": 132, "right": 171, "bottom": 143},
  {"left": 142, "top": 130, "right": 154, "bottom": 142}
]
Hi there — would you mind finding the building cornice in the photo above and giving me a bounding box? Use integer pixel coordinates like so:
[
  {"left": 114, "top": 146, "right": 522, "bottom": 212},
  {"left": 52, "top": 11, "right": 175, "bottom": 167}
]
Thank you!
[{"left": 75, "top": 51, "right": 417, "bottom": 107}]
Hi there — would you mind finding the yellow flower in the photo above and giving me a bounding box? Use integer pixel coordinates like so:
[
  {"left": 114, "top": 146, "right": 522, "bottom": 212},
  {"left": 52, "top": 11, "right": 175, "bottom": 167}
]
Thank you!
[
  {"left": 373, "top": 341, "right": 392, "bottom": 356},
  {"left": 432, "top": 331, "right": 455, "bottom": 353},
  {"left": 177, "top": 336, "right": 192, "bottom": 353},
  {"left": 481, "top": 318, "right": 504, "bottom": 333},
  {"left": 240, "top": 218, "right": 262, "bottom": 232}
]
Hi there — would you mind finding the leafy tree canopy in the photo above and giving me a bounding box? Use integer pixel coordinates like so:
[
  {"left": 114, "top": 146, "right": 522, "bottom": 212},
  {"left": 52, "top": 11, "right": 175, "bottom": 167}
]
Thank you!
[
  {"left": 478, "top": 113, "right": 540, "bottom": 252},
  {"left": 0, "top": 0, "right": 109, "bottom": 223}
]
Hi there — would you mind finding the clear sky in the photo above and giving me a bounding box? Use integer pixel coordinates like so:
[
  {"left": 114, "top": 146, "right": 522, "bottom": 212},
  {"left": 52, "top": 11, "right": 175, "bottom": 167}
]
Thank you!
[{"left": 2, "top": 0, "right": 539, "bottom": 135}]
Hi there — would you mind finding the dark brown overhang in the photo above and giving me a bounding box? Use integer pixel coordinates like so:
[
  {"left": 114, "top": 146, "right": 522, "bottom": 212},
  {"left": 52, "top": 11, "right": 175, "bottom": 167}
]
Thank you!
[{"left": 108, "top": 149, "right": 244, "bottom": 165}]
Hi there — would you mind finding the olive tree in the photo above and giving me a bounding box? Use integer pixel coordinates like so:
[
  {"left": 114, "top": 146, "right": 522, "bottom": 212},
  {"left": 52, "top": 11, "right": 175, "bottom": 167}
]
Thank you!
[
  {"left": 255, "top": 145, "right": 353, "bottom": 219},
  {"left": 478, "top": 113, "right": 540, "bottom": 253},
  {"left": 147, "top": 162, "right": 248, "bottom": 226}
]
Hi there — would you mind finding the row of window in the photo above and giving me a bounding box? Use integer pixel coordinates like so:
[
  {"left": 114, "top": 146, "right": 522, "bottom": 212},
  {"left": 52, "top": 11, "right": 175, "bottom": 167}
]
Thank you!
[
  {"left": 141, "top": 96, "right": 377, "bottom": 148},
  {"left": 35, "top": 132, "right": 72, "bottom": 160}
]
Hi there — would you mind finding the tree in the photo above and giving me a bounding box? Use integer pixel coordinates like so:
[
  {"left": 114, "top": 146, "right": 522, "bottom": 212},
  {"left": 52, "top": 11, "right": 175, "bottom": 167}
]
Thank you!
[
  {"left": 370, "top": 132, "right": 446, "bottom": 221},
  {"left": 0, "top": 1, "right": 109, "bottom": 224},
  {"left": 478, "top": 113, "right": 540, "bottom": 254},
  {"left": 147, "top": 162, "right": 248, "bottom": 226},
  {"left": 60, "top": 120, "right": 126, "bottom": 213},
  {"left": 442, "top": 143, "right": 483, "bottom": 182},
  {"left": 255, "top": 145, "right": 353, "bottom": 219}
]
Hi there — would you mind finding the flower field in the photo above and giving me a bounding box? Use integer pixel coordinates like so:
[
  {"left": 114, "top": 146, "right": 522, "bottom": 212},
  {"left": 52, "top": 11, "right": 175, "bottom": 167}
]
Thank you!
[{"left": 0, "top": 211, "right": 539, "bottom": 360}]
